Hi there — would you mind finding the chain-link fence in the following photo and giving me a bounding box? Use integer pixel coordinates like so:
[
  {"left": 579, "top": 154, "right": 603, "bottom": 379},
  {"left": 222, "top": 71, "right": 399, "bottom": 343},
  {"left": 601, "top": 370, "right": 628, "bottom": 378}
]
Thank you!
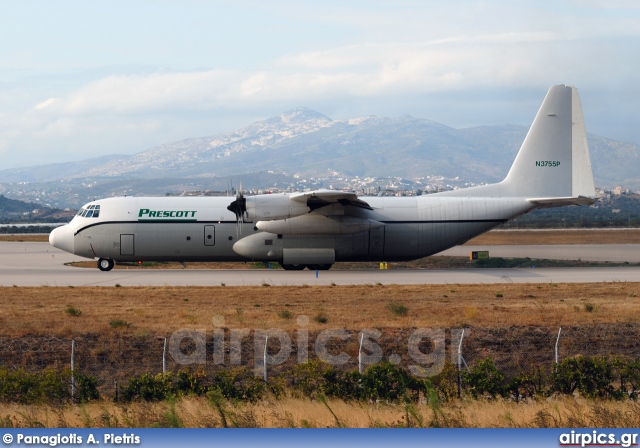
[{"left": 2, "top": 324, "right": 640, "bottom": 398}]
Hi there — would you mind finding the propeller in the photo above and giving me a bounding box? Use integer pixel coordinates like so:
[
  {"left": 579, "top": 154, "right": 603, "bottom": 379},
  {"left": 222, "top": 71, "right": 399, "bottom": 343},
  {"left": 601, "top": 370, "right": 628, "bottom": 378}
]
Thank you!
[{"left": 226, "top": 181, "right": 247, "bottom": 238}]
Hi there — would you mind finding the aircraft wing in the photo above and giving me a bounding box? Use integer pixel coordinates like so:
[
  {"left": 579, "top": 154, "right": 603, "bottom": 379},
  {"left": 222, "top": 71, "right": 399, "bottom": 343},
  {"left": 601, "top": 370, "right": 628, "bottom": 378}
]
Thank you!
[
  {"left": 290, "top": 190, "right": 373, "bottom": 211},
  {"left": 528, "top": 196, "right": 597, "bottom": 208}
]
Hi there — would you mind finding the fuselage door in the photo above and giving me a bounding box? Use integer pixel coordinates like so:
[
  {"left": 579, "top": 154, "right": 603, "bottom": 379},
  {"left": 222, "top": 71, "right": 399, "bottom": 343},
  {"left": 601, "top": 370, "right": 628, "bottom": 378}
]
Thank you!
[
  {"left": 120, "top": 234, "right": 135, "bottom": 256},
  {"left": 204, "top": 225, "right": 215, "bottom": 246}
]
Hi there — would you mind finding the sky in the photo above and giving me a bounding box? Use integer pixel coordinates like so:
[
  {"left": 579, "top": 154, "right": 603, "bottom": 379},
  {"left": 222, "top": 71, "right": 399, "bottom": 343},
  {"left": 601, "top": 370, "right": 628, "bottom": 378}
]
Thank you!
[{"left": 0, "top": 0, "right": 639, "bottom": 171}]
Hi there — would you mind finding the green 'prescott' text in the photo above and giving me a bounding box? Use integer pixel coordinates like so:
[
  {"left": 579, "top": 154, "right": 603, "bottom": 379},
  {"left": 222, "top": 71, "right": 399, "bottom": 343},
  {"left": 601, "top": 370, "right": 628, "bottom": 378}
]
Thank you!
[{"left": 138, "top": 209, "right": 197, "bottom": 219}]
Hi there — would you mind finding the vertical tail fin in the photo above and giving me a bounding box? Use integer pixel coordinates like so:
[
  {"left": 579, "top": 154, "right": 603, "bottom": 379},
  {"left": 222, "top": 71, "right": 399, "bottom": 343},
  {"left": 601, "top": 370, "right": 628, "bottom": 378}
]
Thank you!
[{"left": 501, "top": 85, "right": 596, "bottom": 199}]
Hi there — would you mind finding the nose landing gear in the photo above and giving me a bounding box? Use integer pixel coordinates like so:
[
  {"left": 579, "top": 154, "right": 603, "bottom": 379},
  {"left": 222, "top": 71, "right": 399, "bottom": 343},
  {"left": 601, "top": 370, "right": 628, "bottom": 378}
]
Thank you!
[{"left": 98, "top": 258, "right": 114, "bottom": 271}]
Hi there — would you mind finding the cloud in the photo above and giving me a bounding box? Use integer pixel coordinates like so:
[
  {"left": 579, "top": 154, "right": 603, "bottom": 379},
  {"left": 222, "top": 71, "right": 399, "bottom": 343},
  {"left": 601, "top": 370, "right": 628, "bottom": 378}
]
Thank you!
[
  {"left": 59, "top": 70, "right": 240, "bottom": 115},
  {"left": 26, "top": 32, "right": 574, "bottom": 119},
  {"left": 33, "top": 97, "right": 58, "bottom": 111}
]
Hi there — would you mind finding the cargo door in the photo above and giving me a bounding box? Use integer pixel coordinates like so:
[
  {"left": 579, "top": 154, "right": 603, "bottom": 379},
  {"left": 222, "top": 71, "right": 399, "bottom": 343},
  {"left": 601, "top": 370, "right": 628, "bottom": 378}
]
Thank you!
[{"left": 120, "top": 234, "right": 135, "bottom": 256}]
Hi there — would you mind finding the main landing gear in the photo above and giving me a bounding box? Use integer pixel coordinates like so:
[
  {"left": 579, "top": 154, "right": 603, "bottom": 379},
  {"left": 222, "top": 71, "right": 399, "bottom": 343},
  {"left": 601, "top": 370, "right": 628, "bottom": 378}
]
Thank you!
[
  {"left": 98, "top": 258, "right": 114, "bottom": 271},
  {"left": 281, "top": 263, "right": 332, "bottom": 271}
]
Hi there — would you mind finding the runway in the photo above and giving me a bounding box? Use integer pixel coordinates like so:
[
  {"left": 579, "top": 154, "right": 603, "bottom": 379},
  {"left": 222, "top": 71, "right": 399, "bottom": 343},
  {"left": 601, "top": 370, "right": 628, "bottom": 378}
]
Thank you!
[{"left": 2, "top": 242, "right": 640, "bottom": 287}]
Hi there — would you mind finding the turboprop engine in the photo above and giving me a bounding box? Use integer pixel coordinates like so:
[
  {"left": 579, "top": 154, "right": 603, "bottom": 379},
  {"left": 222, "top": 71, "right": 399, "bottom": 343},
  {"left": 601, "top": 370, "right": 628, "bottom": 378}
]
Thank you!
[
  {"left": 227, "top": 192, "right": 309, "bottom": 222},
  {"left": 244, "top": 194, "right": 309, "bottom": 221}
]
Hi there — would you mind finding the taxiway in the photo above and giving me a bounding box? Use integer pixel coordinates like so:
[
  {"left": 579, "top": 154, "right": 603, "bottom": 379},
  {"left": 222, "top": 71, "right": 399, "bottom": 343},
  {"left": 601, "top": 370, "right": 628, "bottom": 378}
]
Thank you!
[{"left": 1, "top": 242, "right": 639, "bottom": 287}]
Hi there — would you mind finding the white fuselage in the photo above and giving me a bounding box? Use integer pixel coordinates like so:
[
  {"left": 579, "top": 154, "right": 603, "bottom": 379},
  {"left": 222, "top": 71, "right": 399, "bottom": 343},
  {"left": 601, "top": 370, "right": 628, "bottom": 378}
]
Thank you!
[{"left": 49, "top": 194, "right": 535, "bottom": 263}]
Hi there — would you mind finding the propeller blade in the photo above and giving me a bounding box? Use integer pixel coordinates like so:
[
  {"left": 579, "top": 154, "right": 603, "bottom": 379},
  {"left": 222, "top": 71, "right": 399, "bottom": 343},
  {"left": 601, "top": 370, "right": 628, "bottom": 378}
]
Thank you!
[{"left": 226, "top": 181, "right": 247, "bottom": 239}]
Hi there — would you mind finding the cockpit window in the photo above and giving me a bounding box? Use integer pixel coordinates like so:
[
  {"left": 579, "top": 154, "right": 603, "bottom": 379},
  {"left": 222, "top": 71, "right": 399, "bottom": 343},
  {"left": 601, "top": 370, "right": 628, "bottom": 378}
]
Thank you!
[{"left": 77, "top": 204, "right": 101, "bottom": 219}]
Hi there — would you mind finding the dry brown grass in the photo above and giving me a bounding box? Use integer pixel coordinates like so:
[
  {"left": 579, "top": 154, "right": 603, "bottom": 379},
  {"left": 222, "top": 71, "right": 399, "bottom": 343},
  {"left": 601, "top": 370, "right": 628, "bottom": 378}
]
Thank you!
[
  {"left": 0, "top": 234, "right": 49, "bottom": 242},
  {"left": 0, "top": 396, "right": 638, "bottom": 428},
  {"left": 0, "top": 283, "right": 639, "bottom": 337}
]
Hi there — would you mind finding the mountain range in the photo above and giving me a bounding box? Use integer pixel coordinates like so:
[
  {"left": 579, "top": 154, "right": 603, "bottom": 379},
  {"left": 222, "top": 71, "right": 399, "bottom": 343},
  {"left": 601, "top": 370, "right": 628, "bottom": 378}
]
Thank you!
[{"left": 1, "top": 107, "right": 639, "bottom": 208}]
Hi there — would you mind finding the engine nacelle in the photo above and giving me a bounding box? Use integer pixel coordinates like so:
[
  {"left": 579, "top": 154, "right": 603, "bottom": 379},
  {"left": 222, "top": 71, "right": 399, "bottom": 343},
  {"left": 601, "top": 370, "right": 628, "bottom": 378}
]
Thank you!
[{"left": 245, "top": 194, "right": 309, "bottom": 221}]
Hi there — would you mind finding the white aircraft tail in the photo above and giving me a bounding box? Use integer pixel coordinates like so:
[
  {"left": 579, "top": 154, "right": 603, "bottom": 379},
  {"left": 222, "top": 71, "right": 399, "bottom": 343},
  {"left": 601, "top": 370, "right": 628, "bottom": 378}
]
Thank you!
[
  {"left": 439, "top": 85, "right": 596, "bottom": 204},
  {"left": 501, "top": 84, "right": 595, "bottom": 201}
]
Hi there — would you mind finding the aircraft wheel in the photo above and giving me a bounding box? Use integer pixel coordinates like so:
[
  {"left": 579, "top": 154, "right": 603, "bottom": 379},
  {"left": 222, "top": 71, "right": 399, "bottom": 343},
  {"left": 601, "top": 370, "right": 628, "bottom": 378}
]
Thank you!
[
  {"left": 281, "top": 263, "right": 305, "bottom": 271},
  {"left": 98, "top": 258, "right": 114, "bottom": 271},
  {"left": 307, "top": 264, "right": 332, "bottom": 270}
]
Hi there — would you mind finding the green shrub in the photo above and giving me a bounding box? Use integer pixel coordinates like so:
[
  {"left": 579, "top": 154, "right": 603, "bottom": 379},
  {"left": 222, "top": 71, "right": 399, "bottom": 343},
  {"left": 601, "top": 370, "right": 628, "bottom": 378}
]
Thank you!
[
  {"left": 428, "top": 362, "right": 459, "bottom": 401},
  {"left": 361, "top": 362, "right": 423, "bottom": 402},
  {"left": 314, "top": 313, "right": 328, "bottom": 324},
  {"left": 292, "top": 361, "right": 331, "bottom": 399},
  {"left": 0, "top": 368, "right": 78, "bottom": 403},
  {"left": 583, "top": 302, "right": 595, "bottom": 312},
  {"left": 120, "top": 373, "right": 174, "bottom": 401},
  {"left": 387, "top": 302, "right": 408, "bottom": 316},
  {"left": 210, "top": 368, "right": 266, "bottom": 402},
  {"left": 463, "top": 358, "right": 509, "bottom": 398},
  {"left": 175, "top": 369, "right": 206, "bottom": 395},
  {"left": 109, "top": 319, "right": 131, "bottom": 328},
  {"left": 292, "top": 361, "right": 362, "bottom": 401},
  {"left": 65, "top": 306, "right": 82, "bottom": 317},
  {"left": 552, "top": 356, "right": 620, "bottom": 399},
  {"left": 39, "top": 369, "right": 71, "bottom": 402},
  {"left": 509, "top": 366, "right": 549, "bottom": 401},
  {"left": 618, "top": 358, "right": 640, "bottom": 399},
  {"left": 75, "top": 374, "right": 101, "bottom": 402}
]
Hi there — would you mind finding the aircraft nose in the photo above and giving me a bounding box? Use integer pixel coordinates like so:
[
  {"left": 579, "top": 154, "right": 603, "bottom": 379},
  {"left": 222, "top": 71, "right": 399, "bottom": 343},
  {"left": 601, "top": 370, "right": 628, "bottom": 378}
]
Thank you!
[{"left": 49, "top": 225, "right": 74, "bottom": 254}]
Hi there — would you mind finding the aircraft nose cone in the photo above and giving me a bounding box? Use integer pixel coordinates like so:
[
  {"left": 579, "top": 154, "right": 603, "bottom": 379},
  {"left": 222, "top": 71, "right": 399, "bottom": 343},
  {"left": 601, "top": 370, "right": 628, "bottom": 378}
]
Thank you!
[{"left": 49, "top": 225, "right": 74, "bottom": 254}]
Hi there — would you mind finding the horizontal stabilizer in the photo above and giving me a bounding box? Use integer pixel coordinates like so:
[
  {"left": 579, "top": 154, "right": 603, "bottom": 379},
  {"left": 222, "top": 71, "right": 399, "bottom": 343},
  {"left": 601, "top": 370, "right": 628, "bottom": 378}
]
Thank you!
[{"left": 528, "top": 196, "right": 597, "bottom": 208}]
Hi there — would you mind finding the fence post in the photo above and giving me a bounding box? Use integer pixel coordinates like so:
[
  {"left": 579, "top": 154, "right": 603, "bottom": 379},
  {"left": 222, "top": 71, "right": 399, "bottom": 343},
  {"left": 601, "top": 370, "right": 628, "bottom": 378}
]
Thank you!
[
  {"left": 71, "top": 339, "right": 75, "bottom": 402},
  {"left": 457, "top": 329, "right": 465, "bottom": 398},
  {"left": 358, "top": 332, "right": 364, "bottom": 375},
  {"left": 163, "top": 337, "right": 167, "bottom": 374},
  {"left": 555, "top": 327, "right": 562, "bottom": 370},
  {"left": 263, "top": 335, "right": 268, "bottom": 382}
]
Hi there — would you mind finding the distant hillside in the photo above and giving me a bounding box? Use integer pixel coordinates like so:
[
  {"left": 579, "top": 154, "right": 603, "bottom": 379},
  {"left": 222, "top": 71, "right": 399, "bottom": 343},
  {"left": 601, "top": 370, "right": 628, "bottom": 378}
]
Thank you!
[
  {"left": 0, "top": 107, "right": 639, "bottom": 208},
  {"left": 0, "top": 154, "right": 130, "bottom": 184},
  {"left": 0, "top": 195, "right": 74, "bottom": 222}
]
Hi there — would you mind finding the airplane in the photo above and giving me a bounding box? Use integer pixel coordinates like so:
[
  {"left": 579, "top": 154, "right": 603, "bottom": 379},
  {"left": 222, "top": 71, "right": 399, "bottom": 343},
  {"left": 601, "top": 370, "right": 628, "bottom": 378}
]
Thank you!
[{"left": 49, "top": 85, "right": 596, "bottom": 271}]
